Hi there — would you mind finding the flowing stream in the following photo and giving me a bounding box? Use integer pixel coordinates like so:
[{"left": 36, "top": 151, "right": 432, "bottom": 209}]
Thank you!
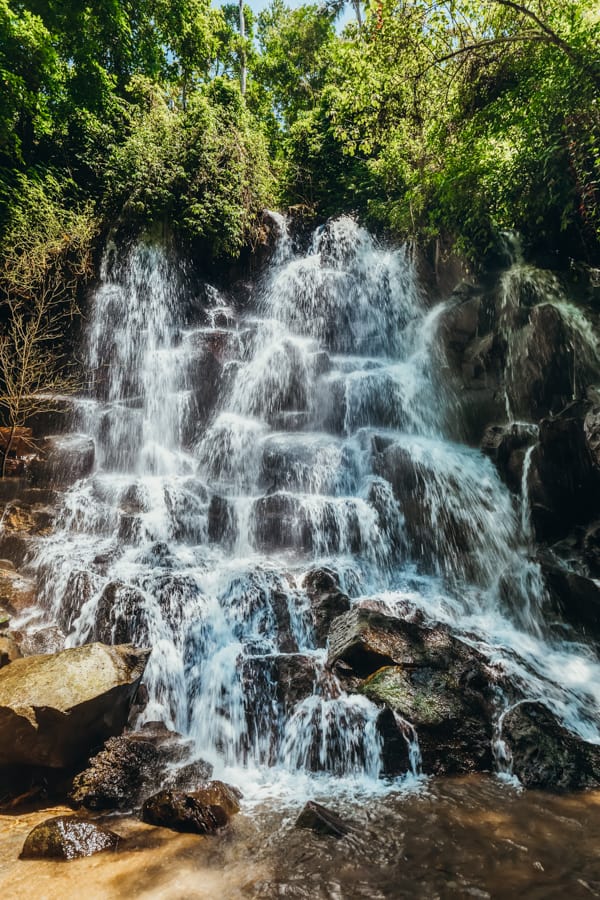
[{"left": 25, "top": 216, "right": 600, "bottom": 795}]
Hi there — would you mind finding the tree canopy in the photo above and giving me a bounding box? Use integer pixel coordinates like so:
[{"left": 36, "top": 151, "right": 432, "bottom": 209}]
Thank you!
[{"left": 0, "top": 0, "right": 598, "bottom": 263}]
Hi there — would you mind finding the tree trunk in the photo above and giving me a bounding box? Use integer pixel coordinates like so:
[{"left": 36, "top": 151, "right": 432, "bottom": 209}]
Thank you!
[
  {"left": 1, "top": 425, "right": 16, "bottom": 479},
  {"left": 353, "top": 0, "right": 363, "bottom": 27},
  {"left": 239, "top": 0, "right": 247, "bottom": 95}
]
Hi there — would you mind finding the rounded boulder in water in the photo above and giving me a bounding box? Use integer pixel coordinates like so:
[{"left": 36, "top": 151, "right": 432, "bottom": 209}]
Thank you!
[
  {"left": 20, "top": 816, "right": 120, "bottom": 860},
  {"left": 141, "top": 786, "right": 237, "bottom": 834}
]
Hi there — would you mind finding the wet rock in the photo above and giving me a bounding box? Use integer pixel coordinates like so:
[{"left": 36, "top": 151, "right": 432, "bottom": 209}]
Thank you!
[
  {"left": 328, "top": 607, "right": 496, "bottom": 775},
  {"left": 372, "top": 441, "right": 478, "bottom": 577},
  {"left": 69, "top": 723, "right": 211, "bottom": 811},
  {"left": 0, "top": 566, "right": 36, "bottom": 613},
  {"left": 364, "top": 664, "right": 493, "bottom": 775},
  {"left": 295, "top": 800, "right": 350, "bottom": 838},
  {"left": 208, "top": 494, "right": 236, "bottom": 545},
  {"left": 190, "top": 780, "right": 242, "bottom": 816},
  {"left": 584, "top": 406, "right": 600, "bottom": 468},
  {"left": 117, "top": 513, "right": 142, "bottom": 544},
  {"left": 328, "top": 606, "right": 474, "bottom": 677},
  {"left": 438, "top": 291, "right": 482, "bottom": 365},
  {"left": 166, "top": 759, "right": 216, "bottom": 793},
  {"left": 506, "top": 304, "right": 575, "bottom": 420},
  {"left": 274, "top": 653, "right": 319, "bottom": 711},
  {"left": 502, "top": 701, "right": 600, "bottom": 790},
  {"left": 540, "top": 558, "right": 600, "bottom": 634},
  {"left": 302, "top": 567, "right": 351, "bottom": 647},
  {"left": 583, "top": 521, "right": 600, "bottom": 577},
  {"left": 119, "top": 481, "right": 150, "bottom": 514},
  {"left": 20, "top": 816, "right": 119, "bottom": 860},
  {"left": 0, "top": 500, "right": 54, "bottom": 537},
  {"left": 0, "top": 633, "right": 22, "bottom": 668},
  {"left": 481, "top": 423, "right": 538, "bottom": 493},
  {"left": 252, "top": 492, "right": 361, "bottom": 556},
  {"left": 141, "top": 788, "right": 232, "bottom": 834},
  {"left": 57, "top": 569, "right": 97, "bottom": 634},
  {"left": 0, "top": 643, "right": 149, "bottom": 768},
  {"left": 15, "top": 624, "right": 65, "bottom": 656},
  {"left": 27, "top": 434, "right": 95, "bottom": 487},
  {"left": 137, "top": 541, "right": 176, "bottom": 568},
  {"left": 529, "top": 404, "right": 600, "bottom": 540},
  {"left": 92, "top": 581, "right": 151, "bottom": 645}
]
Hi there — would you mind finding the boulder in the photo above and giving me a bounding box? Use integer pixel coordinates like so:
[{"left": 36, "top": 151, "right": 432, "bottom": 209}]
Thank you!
[
  {"left": 20, "top": 816, "right": 119, "bottom": 860},
  {"left": 190, "top": 780, "right": 241, "bottom": 816},
  {"left": 295, "top": 800, "right": 350, "bottom": 838},
  {"left": 27, "top": 434, "right": 95, "bottom": 487},
  {"left": 540, "top": 558, "right": 600, "bottom": 634},
  {"left": 302, "top": 567, "right": 351, "bottom": 648},
  {"left": 92, "top": 581, "right": 151, "bottom": 645},
  {"left": 0, "top": 643, "right": 149, "bottom": 768},
  {"left": 529, "top": 404, "right": 600, "bottom": 540},
  {"left": 481, "top": 423, "right": 538, "bottom": 493},
  {"left": 274, "top": 653, "right": 319, "bottom": 712},
  {"left": 0, "top": 500, "right": 54, "bottom": 537},
  {"left": 15, "top": 624, "right": 65, "bottom": 656},
  {"left": 69, "top": 723, "right": 212, "bottom": 811},
  {"left": 328, "top": 607, "right": 496, "bottom": 775},
  {"left": 363, "top": 665, "right": 492, "bottom": 775},
  {"left": 0, "top": 566, "right": 36, "bottom": 613},
  {"left": 502, "top": 701, "right": 600, "bottom": 790},
  {"left": 0, "top": 633, "right": 22, "bottom": 668},
  {"left": 327, "top": 606, "right": 476, "bottom": 677},
  {"left": 505, "top": 304, "right": 574, "bottom": 421},
  {"left": 141, "top": 787, "right": 235, "bottom": 834}
]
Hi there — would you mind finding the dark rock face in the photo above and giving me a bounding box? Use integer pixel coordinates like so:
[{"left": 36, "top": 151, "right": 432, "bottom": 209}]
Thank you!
[
  {"left": 273, "top": 653, "right": 319, "bottom": 712},
  {"left": 28, "top": 434, "right": 95, "bottom": 487},
  {"left": 20, "top": 816, "right": 119, "bottom": 860},
  {"left": 540, "top": 558, "right": 600, "bottom": 634},
  {"left": 69, "top": 723, "right": 212, "bottom": 811},
  {"left": 0, "top": 643, "right": 149, "bottom": 768},
  {"left": 92, "top": 581, "right": 151, "bottom": 645},
  {"left": 295, "top": 800, "right": 350, "bottom": 838},
  {"left": 481, "top": 423, "right": 538, "bottom": 493},
  {"left": 208, "top": 494, "right": 236, "bottom": 545},
  {"left": 302, "top": 567, "right": 351, "bottom": 648},
  {"left": 328, "top": 607, "right": 495, "bottom": 775},
  {"left": 502, "top": 702, "right": 600, "bottom": 790},
  {"left": 141, "top": 784, "right": 238, "bottom": 834},
  {"left": 506, "top": 304, "right": 575, "bottom": 421},
  {"left": 583, "top": 521, "right": 600, "bottom": 577},
  {"left": 528, "top": 404, "right": 600, "bottom": 540}
]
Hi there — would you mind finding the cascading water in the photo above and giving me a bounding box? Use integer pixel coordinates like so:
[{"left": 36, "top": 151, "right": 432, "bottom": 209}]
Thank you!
[{"left": 25, "top": 216, "right": 600, "bottom": 794}]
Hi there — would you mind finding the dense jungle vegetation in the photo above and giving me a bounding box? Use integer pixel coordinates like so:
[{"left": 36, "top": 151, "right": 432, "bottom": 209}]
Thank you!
[{"left": 0, "top": 0, "right": 598, "bottom": 275}]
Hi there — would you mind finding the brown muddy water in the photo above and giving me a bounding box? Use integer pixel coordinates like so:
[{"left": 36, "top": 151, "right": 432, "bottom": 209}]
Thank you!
[{"left": 2, "top": 776, "right": 600, "bottom": 899}]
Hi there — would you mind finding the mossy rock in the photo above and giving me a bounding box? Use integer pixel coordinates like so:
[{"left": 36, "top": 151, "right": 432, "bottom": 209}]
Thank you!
[{"left": 361, "top": 665, "right": 463, "bottom": 727}]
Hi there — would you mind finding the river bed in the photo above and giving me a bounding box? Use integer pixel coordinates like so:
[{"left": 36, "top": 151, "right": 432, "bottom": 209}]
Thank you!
[{"left": 2, "top": 776, "right": 600, "bottom": 899}]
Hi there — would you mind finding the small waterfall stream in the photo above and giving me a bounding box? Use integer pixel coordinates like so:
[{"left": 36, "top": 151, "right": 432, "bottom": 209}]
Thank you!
[{"left": 28, "top": 216, "right": 600, "bottom": 793}]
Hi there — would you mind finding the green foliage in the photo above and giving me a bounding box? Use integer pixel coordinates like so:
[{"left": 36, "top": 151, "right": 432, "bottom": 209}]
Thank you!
[
  {"left": 0, "top": 0, "right": 599, "bottom": 267},
  {"left": 104, "top": 77, "right": 274, "bottom": 257}
]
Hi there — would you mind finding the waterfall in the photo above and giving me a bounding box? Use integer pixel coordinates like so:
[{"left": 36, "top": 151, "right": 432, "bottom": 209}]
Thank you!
[{"left": 28, "top": 216, "right": 600, "bottom": 792}]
